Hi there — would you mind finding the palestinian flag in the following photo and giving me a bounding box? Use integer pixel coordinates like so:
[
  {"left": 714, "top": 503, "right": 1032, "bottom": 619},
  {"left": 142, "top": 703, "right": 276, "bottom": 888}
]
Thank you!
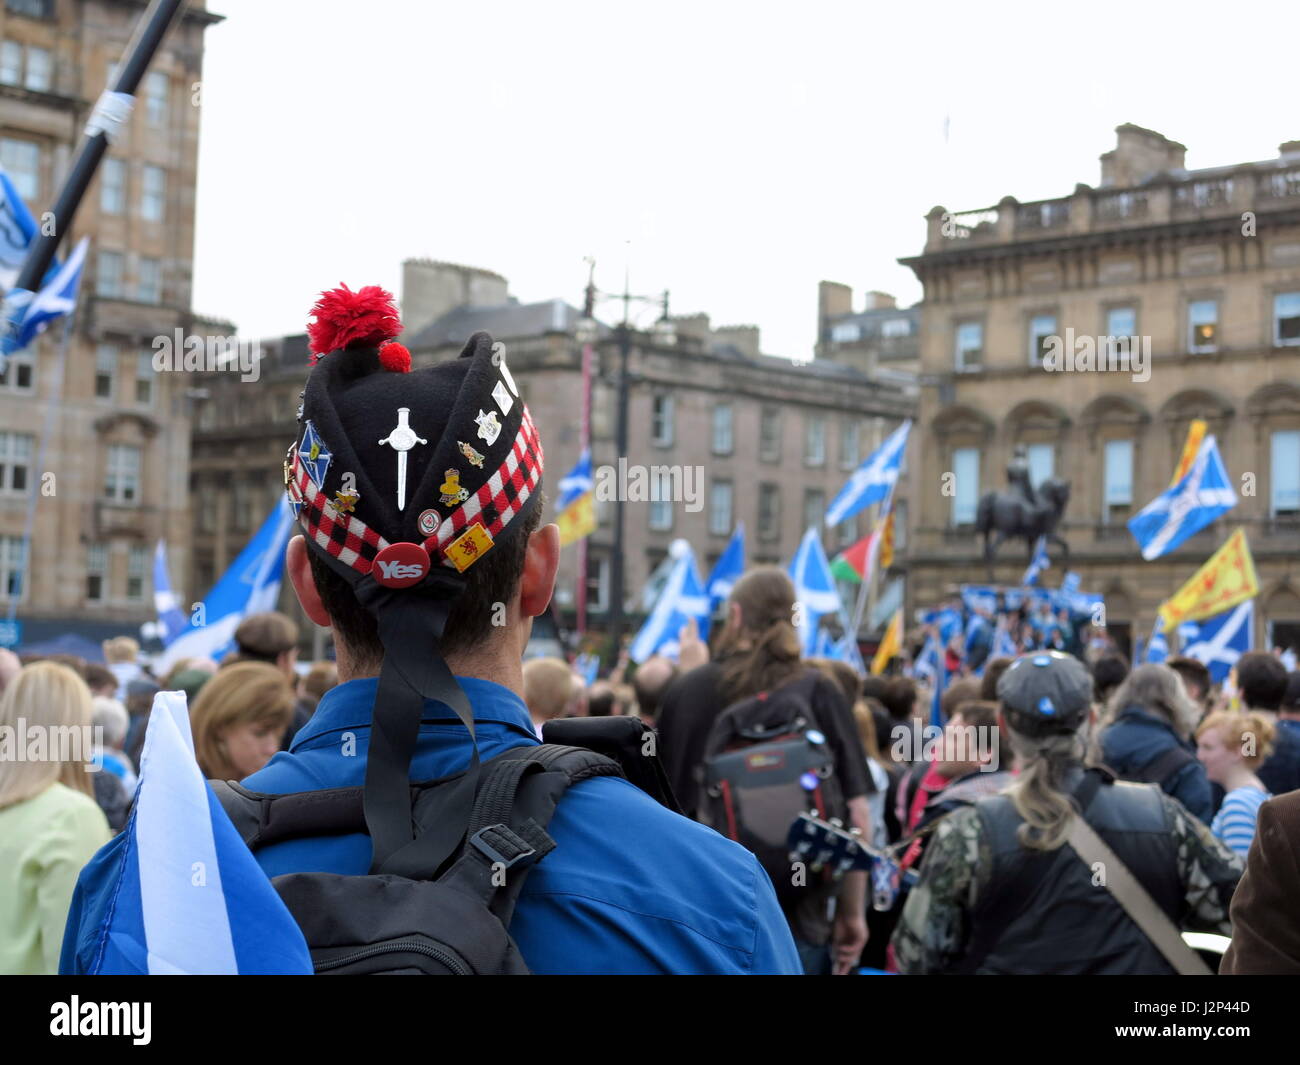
[{"left": 830, "top": 529, "right": 877, "bottom": 584}]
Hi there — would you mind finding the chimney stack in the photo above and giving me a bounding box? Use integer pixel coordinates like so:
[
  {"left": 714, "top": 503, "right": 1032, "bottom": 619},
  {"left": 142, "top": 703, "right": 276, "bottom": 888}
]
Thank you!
[
  {"left": 400, "top": 259, "right": 509, "bottom": 340},
  {"left": 1099, "top": 124, "right": 1187, "bottom": 188}
]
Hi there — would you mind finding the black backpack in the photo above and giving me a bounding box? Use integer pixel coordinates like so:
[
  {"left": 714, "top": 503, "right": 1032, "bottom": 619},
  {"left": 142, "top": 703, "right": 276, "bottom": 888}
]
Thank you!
[
  {"left": 697, "top": 671, "right": 844, "bottom": 906},
  {"left": 212, "top": 716, "right": 679, "bottom": 975}
]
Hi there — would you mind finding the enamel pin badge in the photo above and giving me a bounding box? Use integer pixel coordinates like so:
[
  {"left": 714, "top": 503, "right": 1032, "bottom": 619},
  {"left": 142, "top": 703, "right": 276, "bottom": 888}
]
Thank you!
[{"left": 378, "top": 407, "right": 427, "bottom": 512}]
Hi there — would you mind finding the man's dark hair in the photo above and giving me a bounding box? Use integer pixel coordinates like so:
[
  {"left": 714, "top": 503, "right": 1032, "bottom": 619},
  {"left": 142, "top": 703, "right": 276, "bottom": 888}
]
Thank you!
[
  {"left": 940, "top": 678, "right": 981, "bottom": 723},
  {"left": 586, "top": 685, "right": 615, "bottom": 717},
  {"left": 308, "top": 501, "right": 542, "bottom": 668},
  {"left": 1282, "top": 671, "right": 1300, "bottom": 712},
  {"left": 979, "top": 657, "right": 1013, "bottom": 701},
  {"left": 1235, "top": 651, "right": 1288, "bottom": 711},
  {"left": 83, "top": 662, "right": 118, "bottom": 693},
  {"left": 880, "top": 676, "right": 917, "bottom": 720},
  {"left": 1092, "top": 652, "right": 1129, "bottom": 703},
  {"left": 1166, "top": 655, "right": 1212, "bottom": 706}
]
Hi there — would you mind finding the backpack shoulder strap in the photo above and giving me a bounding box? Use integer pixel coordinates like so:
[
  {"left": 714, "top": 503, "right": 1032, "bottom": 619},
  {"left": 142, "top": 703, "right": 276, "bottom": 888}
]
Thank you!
[
  {"left": 1131, "top": 743, "right": 1195, "bottom": 787},
  {"left": 210, "top": 779, "right": 373, "bottom": 851},
  {"left": 541, "top": 716, "right": 682, "bottom": 814}
]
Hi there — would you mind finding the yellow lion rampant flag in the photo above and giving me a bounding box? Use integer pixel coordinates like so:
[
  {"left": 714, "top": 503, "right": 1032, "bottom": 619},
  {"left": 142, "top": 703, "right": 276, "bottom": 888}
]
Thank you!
[
  {"left": 1158, "top": 528, "right": 1258, "bottom": 629},
  {"left": 1170, "top": 419, "right": 1207, "bottom": 488},
  {"left": 870, "top": 608, "right": 902, "bottom": 675},
  {"left": 556, "top": 491, "right": 595, "bottom": 547}
]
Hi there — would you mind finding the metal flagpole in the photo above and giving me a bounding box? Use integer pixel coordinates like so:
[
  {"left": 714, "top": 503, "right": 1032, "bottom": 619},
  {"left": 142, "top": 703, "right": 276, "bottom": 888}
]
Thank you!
[{"left": 575, "top": 261, "right": 596, "bottom": 638}]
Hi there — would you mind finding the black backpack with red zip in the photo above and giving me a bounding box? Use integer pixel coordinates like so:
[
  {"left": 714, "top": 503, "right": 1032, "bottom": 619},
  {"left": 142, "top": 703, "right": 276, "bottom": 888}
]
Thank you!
[{"left": 697, "top": 671, "right": 843, "bottom": 906}]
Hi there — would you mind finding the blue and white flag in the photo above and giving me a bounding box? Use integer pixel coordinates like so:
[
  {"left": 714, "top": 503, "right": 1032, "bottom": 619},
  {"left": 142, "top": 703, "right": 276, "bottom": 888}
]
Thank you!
[
  {"left": 153, "top": 540, "right": 188, "bottom": 644},
  {"left": 825, "top": 420, "right": 911, "bottom": 527},
  {"left": 1128, "top": 435, "right": 1237, "bottom": 560},
  {"left": 155, "top": 498, "right": 296, "bottom": 671},
  {"left": 60, "top": 690, "right": 313, "bottom": 974},
  {"left": 1181, "top": 600, "right": 1254, "bottom": 684},
  {"left": 1022, "top": 535, "right": 1051, "bottom": 587},
  {"left": 960, "top": 585, "right": 999, "bottom": 616},
  {"left": 556, "top": 447, "right": 593, "bottom": 508},
  {"left": 629, "top": 543, "right": 710, "bottom": 664},
  {"left": 0, "top": 168, "right": 39, "bottom": 291},
  {"left": 788, "top": 527, "right": 845, "bottom": 657},
  {"left": 912, "top": 633, "right": 941, "bottom": 685},
  {"left": 1144, "top": 619, "right": 1169, "bottom": 664},
  {"left": 0, "top": 235, "right": 87, "bottom": 362},
  {"left": 1060, "top": 571, "right": 1081, "bottom": 595},
  {"left": 992, "top": 620, "right": 1019, "bottom": 660},
  {"left": 706, "top": 523, "right": 745, "bottom": 605},
  {"left": 574, "top": 652, "right": 600, "bottom": 686}
]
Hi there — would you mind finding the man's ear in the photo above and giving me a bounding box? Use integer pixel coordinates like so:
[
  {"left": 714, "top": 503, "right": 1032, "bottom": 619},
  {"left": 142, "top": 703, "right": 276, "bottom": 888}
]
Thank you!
[
  {"left": 287, "top": 535, "right": 331, "bottom": 628},
  {"left": 520, "top": 522, "right": 560, "bottom": 619}
]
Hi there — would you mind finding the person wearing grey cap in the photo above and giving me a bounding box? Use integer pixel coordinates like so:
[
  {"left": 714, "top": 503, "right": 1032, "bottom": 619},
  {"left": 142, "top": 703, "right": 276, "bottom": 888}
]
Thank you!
[{"left": 891, "top": 650, "right": 1243, "bottom": 974}]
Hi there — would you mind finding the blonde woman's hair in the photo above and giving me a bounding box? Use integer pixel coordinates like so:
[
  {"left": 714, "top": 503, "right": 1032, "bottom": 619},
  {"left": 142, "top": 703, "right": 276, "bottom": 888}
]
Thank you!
[
  {"left": 0, "top": 661, "right": 96, "bottom": 809},
  {"left": 190, "top": 661, "right": 294, "bottom": 780},
  {"left": 1004, "top": 718, "right": 1091, "bottom": 852},
  {"left": 102, "top": 636, "right": 139, "bottom": 664},
  {"left": 1106, "top": 662, "right": 1200, "bottom": 740},
  {"left": 1196, "top": 710, "right": 1276, "bottom": 770}
]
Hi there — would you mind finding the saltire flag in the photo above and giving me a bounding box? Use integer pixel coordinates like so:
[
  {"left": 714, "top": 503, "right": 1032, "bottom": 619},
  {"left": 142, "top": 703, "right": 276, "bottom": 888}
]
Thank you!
[
  {"left": 60, "top": 690, "right": 313, "bottom": 974},
  {"left": 1, "top": 235, "right": 88, "bottom": 360},
  {"left": 152, "top": 540, "right": 187, "bottom": 643},
  {"left": 155, "top": 498, "right": 296, "bottom": 671},
  {"left": 1060, "top": 571, "right": 1081, "bottom": 595},
  {"left": 923, "top": 607, "right": 962, "bottom": 645},
  {"left": 1180, "top": 600, "right": 1254, "bottom": 684},
  {"left": 992, "top": 619, "right": 1018, "bottom": 660},
  {"left": 1128, "top": 435, "right": 1236, "bottom": 560},
  {"left": 788, "top": 527, "right": 845, "bottom": 657},
  {"left": 825, "top": 420, "right": 911, "bottom": 527},
  {"left": 1144, "top": 618, "right": 1169, "bottom": 664},
  {"left": 830, "top": 528, "right": 877, "bottom": 585},
  {"left": 1022, "top": 535, "right": 1050, "bottom": 587},
  {"left": 814, "top": 625, "right": 838, "bottom": 661},
  {"left": 0, "top": 167, "right": 43, "bottom": 290},
  {"left": 574, "top": 652, "right": 601, "bottom": 686},
  {"left": 870, "top": 608, "right": 902, "bottom": 675},
  {"left": 1158, "top": 528, "right": 1259, "bottom": 629},
  {"left": 964, "top": 613, "right": 989, "bottom": 654},
  {"left": 1171, "top": 419, "right": 1208, "bottom": 488},
  {"left": 960, "top": 586, "right": 999, "bottom": 615},
  {"left": 911, "top": 633, "right": 941, "bottom": 686},
  {"left": 834, "top": 632, "right": 866, "bottom": 674},
  {"left": 629, "top": 543, "right": 710, "bottom": 664},
  {"left": 555, "top": 449, "right": 596, "bottom": 547},
  {"left": 706, "top": 523, "right": 745, "bottom": 606}
]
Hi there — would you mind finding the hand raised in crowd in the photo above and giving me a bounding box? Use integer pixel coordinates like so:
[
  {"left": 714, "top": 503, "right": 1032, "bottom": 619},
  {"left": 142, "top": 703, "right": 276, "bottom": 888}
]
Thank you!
[{"left": 677, "top": 617, "right": 709, "bottom": 672}]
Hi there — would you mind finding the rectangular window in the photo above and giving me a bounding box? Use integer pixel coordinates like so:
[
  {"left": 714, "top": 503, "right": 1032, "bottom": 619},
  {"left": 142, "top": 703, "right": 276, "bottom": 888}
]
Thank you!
[
  {"left": 709, "top": 480, "right": 733, "bottom": 536},
  {"left": 651, "top": 395, "right": 674, "bottom": 446},
  {"left": 24, "top": 45, "right": 50, "bottom": 91},
  {"left": 805, "top": 414, "right": 826, "bottom": 466},
  {"left": 137, "top": 256, "right": 161, "bottom": 303},
  {"left": 126, "top": 544, "right": 147, "bottom": 601},
  {"left": 0, "top": 347, "right": 33, "bottom": 391},
  {"left": 759, "top": 407, "right": 781, "bottom": 462},
  {"left": 141, "top": 165, "right": 165, "bottom": 221},
  {"left": 135, "top": 352, "right": 153, "bottom": 404},
  {"left": 1029, "top": 314, "right": 1057, "bottom": 366},
  {"left": 955, "top": 321, "right": 983, "bottom": 371},
  {"left": 232, "top": 479, "right": 252, "bottom": 532},
  {"left": 830, "top": 321, "right": 861, "bottom": 344},
  {"left": 1027, "top": 443, "right": 1054, "bottom": 488},
  {"left": 1272, "top": 429, "right": 1300, "bottom": 516},
  {"left": 839, "top": 420, "right": 860, "bottom": 470},
  {"left": 1104, "top": 439, "right": 1134, "bottom": 510},
  {"left": 0, "top": 41, "right": 22, "bottom": 84},
  {"left": 803, "top": 488, "right": 825, "bottom": 533},
  {"left": 881, "top": 318, "right": 911, "bottom": 338},
  {"left": 758, "top": 483, "right": 780, "bottom": 540},
  {"left": 1107, "top": 306, "right": 1137, "bottom": 336},
  {"left": 648, "top": 497, "right": 673, "bottom": 532},
  {"left": 1275, "top": 292, "right": 1300, "bottom": 346},
  {"left": 104, "top": 444, "right": 140, "bottom": 503},
  {"left": 86, "top": 543, "right": 106, "bottom": 602},
  {"left": 100, "top": 158, "right": 126, "bottom": 215},
  {"left": 0, "top": 536, "right": 26, "bottom": 601},
  {"left": 585, "top": 556, "right": 608, "bottom": 614},
  {"left": 1188, "top": 300, "right": 1218, "bottom": 353},
  {"left": 0, "top": 137, "right": 40, "bottom": 200},
  {"left": 95, "top": 344, "right": 116, "bottom": 399},
  {"left": 97, "top": 251, "right": 124, "bottom": 298},
  {"left": 6, "top": 0, "right": 54, "bottom": 16},
  {"left": 144, "top": 70, "right": 168, "bottom": 126},
  {"left": 711, "top": 404, "right": 733, "bottom": 455},
  {"left": 952, "top": 447, "right": 979, "bottom": 525},
  {"left": 0, "top": 431, "right": 33, "bottom": 493}
]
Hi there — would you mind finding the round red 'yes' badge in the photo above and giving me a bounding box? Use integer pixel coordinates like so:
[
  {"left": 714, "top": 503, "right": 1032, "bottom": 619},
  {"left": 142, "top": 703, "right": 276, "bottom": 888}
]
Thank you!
[{"left": 371, "top": 542, "right": 430, "bottom": 588}]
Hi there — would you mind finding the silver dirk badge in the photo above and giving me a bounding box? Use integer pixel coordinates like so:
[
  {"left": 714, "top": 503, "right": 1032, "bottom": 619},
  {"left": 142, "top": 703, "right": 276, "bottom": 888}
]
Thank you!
[{"left": 378, "top": 407, "right": 427, "bottom": 512}]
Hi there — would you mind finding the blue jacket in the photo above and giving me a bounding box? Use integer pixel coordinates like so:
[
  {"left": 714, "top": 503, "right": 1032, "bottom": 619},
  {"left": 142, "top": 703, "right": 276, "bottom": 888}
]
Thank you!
[
  {"left": 241, "top": 676, "right": 801, "bottom": 975},
  {"left": 1100, "top": 704, "right": 1215, "bottom": 824}
]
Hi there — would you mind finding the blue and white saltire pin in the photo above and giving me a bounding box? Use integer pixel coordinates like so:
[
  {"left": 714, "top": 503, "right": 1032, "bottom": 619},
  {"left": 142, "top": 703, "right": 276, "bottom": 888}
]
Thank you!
[
  {"left": 297, "top": 420, "right": 333, "bottom": 488},
  {"left": 706, "top": 523, "right": 745, "bottom": 608},
  {"left": 629, "top": 542, "right": 710, "bottom": 664},
  {"left": 155, "top": 498, "right": 295, "bottom": 672},
  {"left": 152, "top": 539, "right": 187, "bottom": 644},
  {"left": 1144, "top": 618, "right": 1169, "bottom": 664},
  {"left": 1127, "top": 435, "right": 1237, "bottom": 560},
  {"left": 59, "top": 690, "right": 313, "bottom": 974},
  {"left": 1181, "top": 600, "right": 1254, "bottom": 684},
  {"left": 1022, "top": 535, "right": 1051, "bottom": 587},
  {"left": 788, "top": 526, "right": 845, "bottom": 657},
  {"left": 825, "top": 420, "right": 912, "bottom": 527}
]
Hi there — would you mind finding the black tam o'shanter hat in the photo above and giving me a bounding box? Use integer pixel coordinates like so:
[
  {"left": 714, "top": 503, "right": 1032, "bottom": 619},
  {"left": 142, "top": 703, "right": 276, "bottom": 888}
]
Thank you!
[{"left": 283, "top": 283, "right": 543, "bottom": 875}]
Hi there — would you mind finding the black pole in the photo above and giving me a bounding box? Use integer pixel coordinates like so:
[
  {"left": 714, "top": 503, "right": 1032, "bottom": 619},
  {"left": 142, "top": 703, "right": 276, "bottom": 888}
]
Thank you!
[
  {"left": 608, "top": 322, "right": 631, "bottom": 655},
  {"left": 7, "top": 0, "right": 187, "bottom": 296}
]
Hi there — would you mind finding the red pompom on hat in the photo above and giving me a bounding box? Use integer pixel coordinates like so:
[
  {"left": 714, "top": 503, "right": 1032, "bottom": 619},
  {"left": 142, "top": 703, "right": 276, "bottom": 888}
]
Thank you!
[
  {"left": 307, "top": 283, "right": 402, "bottom": 362},
  {"left": 378, "top": 340, "right": 411, "bottom": 373}
]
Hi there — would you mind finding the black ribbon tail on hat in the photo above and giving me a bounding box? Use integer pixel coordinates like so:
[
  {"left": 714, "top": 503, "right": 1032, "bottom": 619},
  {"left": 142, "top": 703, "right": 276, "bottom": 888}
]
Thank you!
[{"left": 361, "top": 590, "right": 480, "bottom": 875}]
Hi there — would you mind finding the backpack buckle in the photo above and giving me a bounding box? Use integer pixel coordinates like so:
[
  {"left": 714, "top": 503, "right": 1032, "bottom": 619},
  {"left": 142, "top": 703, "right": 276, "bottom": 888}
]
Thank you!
[{"left": 469, "top": 824, "right": 537, "bottom": 870}]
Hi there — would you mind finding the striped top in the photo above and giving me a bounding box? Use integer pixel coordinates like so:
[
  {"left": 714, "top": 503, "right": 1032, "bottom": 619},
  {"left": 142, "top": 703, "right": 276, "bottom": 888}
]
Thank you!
[{"left": 1210, "top": 785, "right": 1271, "bottom": 857}]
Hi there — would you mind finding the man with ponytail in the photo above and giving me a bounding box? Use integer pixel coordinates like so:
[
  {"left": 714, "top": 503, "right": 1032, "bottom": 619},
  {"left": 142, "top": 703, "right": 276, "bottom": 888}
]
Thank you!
[{"left": 892, "top": 650, "right": 1242, "bottom": 974}]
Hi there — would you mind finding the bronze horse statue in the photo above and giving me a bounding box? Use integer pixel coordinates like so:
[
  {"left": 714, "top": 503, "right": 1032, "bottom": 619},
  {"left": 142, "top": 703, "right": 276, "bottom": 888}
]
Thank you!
[{"left": 974, "top": 477, "right": 1071, "bottom": 577}]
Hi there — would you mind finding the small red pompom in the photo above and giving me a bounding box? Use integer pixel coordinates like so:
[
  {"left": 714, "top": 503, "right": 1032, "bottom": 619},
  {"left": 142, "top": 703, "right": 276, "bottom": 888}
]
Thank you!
[
  {"left": 378, "top": 340, "right": 411, "bottom": 373},
  {"left": 307, "top": 283, "right": 402, "bottom": 361}
]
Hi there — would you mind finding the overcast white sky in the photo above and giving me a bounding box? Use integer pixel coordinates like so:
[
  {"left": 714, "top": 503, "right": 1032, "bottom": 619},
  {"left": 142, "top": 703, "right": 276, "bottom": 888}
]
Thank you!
[{"left": 191, "top": 0, "right": 1300, "bottom": 359}]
